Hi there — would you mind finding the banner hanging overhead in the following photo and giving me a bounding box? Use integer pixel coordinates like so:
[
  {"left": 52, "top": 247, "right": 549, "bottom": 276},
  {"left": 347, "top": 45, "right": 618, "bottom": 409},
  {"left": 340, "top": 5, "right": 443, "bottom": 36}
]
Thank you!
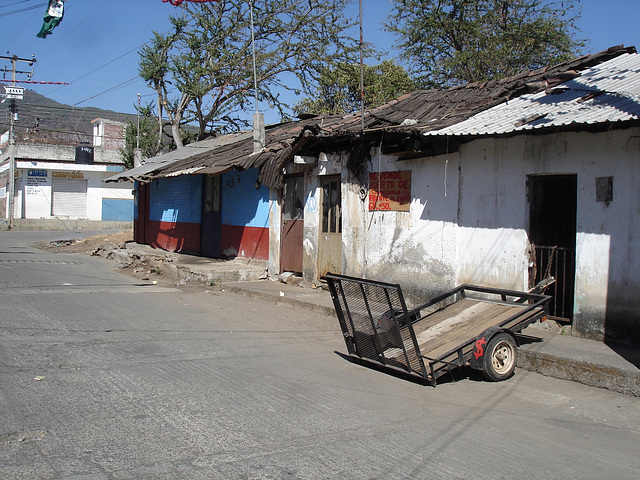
[{"left": 37, "top": 0, "right": 65, "bottom": 39}]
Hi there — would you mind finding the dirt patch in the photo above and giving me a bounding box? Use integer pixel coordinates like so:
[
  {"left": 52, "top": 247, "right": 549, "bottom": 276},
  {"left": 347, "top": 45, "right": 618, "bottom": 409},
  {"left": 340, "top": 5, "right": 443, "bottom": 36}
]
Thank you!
[
  {"left": 38, "top": 230, "right": 178, "bottom": 285},
  {"left": 38, "top": 230, "right": 133, "bottom": 254}
]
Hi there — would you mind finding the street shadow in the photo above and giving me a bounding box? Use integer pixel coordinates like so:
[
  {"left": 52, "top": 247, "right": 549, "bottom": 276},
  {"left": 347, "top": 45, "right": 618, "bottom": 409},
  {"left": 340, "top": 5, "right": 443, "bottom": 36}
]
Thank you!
[
  {"left": 334, "top": 351, "right": 485, "bottom": 387},
  {"left": 604, "top": 339, "right": 640, "bottom": 369},
  {"left": 516, "top": 333, "right": 545, "bottom": 346}
]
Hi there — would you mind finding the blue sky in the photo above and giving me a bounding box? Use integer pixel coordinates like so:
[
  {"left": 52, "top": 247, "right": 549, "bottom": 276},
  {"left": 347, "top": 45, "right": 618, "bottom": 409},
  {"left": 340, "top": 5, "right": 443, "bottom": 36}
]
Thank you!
[{"left": 1, "top": 0, "right": 638, "bottom": 125}]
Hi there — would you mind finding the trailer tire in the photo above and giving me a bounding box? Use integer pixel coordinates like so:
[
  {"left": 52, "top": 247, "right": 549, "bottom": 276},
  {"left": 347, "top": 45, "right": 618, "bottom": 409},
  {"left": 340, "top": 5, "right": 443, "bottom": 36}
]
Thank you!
[{"left": 482, "top": 333, "right": 518, "bottom": 382}]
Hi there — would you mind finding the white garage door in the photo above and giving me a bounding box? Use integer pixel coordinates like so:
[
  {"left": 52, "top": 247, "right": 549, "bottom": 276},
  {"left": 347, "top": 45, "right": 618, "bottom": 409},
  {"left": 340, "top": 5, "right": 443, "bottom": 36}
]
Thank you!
[{"left": 52, "top": 178, "right": 87, "bottom": 218}]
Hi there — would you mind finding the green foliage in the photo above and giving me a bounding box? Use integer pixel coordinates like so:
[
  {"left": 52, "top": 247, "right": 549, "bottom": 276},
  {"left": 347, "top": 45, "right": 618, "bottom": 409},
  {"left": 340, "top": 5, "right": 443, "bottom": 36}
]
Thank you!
[
  {"left": 138, "top": 0, "right": 364, "bottom": 147},
  {"left": 386, "top": 0, "right": 584, "bottom": 87},
  {"left": 119, "top": 102, "right": 160, "bottom": 169},
  {"left": 294, "top": 60, "right": 418, "bottom": 115}
]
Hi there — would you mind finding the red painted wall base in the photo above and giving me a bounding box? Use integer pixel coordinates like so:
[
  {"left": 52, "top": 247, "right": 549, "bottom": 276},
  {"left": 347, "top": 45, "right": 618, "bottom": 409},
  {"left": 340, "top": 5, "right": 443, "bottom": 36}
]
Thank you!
[
  {"left": 221, "top": 225, "right": 269, "bottom": 260},
  {"left": 146, "top": 220, "right": 201, "bottom": 253}
]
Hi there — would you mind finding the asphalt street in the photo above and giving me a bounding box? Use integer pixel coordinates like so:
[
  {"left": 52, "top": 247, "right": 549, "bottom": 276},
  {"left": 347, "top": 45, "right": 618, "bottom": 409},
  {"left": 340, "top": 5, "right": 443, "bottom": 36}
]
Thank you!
[{"left": 1, "top": 230, "right": 639, "bottom": 479}]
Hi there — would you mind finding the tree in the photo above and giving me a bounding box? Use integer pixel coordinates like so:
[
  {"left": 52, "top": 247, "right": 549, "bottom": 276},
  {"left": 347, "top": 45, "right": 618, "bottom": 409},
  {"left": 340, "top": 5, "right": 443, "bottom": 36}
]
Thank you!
[
  {"left": 294, "top": 60, "right": 418, "bottom": 115},
  {"left": 138, "top": 0, "right": 363, "bottom": 148},
  {"left": 119, "top": 103, "right": 161, "bottom": 169},
  {"left": 386, "top": 0, "right": 584, "bottom": 87}
]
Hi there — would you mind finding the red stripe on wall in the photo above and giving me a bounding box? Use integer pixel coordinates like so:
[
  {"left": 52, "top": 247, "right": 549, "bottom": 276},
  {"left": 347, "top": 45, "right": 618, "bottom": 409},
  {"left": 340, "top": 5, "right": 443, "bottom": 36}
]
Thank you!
[
  {"left": 221, "top": 225, "right": 269, "bottom": 260},
  {"left": 146, "top": 220, "right": 201, "bottom": 253}
]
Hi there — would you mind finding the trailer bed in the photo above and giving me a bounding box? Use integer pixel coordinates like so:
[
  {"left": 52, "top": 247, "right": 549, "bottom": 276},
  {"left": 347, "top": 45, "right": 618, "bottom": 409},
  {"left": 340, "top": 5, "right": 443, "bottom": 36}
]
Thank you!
[{"left": 414, "top": 299, "right": 530, "bottom": 359}]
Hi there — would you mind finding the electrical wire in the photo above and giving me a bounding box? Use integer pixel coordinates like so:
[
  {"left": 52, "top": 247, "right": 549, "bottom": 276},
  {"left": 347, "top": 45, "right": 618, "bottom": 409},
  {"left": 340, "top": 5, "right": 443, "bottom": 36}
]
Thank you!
[
  {"left": 73, "top": 76, "right": 141, "bottom": 107},
  {"left": 46, "top": 44, "right": 149, "bottom": 98},
  {"left": 1, "top": 127, "right": 128, "bottom": 144},
  {"left": 2, "top": 2, "right": 176, "bottom": 119},
  {"left": 0, "top": 2, "right": 46, "bottom": 18},
  {"left": 0, "top": 1, "right": 43, "bottom": 48},
  {"left": 0, "top": 1, "right": 43, "bottom": 8},
  {"left": 37, "top": 0, "right": 109, "bottom": 57}
]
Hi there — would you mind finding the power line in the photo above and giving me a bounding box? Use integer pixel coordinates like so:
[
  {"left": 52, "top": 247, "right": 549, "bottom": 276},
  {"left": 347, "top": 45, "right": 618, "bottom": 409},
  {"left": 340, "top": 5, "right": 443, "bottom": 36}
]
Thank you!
[
  {"left": 73, "top": 76, "right": 140, "bottom": 107},
  {"left": 1, "top": 1, "right": 43, "bottom": 51},
  {"left": 2, "top": 2, "right": 173, "bottom": 116},
  {"left": 0, "top": 1, "right": 42, "bottom": 8},
  {"left": 0, "top": 79, "right": 69, "bottom": 85},
  {"left": 13, "top": 102, "right": 132, "bottom": 114},
  {"left": 0, "top": 2, "right": 46, "bottom": 18},
  {"left": 2, "top": 124, "right": 129, "bottom": 143},
  {"left": 36, "top": 0, "right": 109, "bottom": 59}
]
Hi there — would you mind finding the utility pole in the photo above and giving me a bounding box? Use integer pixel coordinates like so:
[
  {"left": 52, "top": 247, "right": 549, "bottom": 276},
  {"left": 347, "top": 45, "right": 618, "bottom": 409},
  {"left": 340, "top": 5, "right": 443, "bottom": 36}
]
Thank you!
[
  {"left": 249, "top": 1, "right": 264, "bottom": 154},
  {"left": 134, "top": 93, "right": 142, "bottom": 167},
  {"left": 1, "top": 54, "right": 36, "bottom": 228},
  {"left": 359, "top": 0, "right": 365, "bottom": 132}
]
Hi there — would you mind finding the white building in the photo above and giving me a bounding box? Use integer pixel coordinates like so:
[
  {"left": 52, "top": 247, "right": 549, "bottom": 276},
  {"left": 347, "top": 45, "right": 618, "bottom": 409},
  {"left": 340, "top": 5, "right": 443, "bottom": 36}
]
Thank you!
[
  {"left": 1, "top": 118, "right": 134, "bottom": 222},
  {"left": 270, "top": 49, "right": 640, "bottom": 346}
]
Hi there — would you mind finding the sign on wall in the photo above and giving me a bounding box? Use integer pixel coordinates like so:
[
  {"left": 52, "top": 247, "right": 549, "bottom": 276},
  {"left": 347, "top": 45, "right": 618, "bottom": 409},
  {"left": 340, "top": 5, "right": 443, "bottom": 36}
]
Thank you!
[
  {"left": 368, "top": 171, "right": 411, "bottom": 212},
  {"left": 26, "top": 169, "right": 48, "bottom": 196},
  {"left": 52, "top": 171, "right": 84, "bottom": 179}
]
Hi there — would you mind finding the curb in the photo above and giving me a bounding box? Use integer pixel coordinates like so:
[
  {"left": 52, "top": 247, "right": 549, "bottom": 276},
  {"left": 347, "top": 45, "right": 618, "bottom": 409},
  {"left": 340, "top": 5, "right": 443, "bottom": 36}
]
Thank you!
[
  {"left": 518, "top": 349, "right": 640, "bottom": 397},
  {"left": 222, "top": 283, "right": 336, "bottom": 318}
]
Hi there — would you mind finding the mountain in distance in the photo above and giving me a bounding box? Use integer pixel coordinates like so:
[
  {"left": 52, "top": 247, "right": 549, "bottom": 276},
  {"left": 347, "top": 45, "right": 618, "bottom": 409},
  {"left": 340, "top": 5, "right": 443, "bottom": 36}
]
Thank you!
[{"left": 1, "top": 89, "right": 137, "bottom": 145}]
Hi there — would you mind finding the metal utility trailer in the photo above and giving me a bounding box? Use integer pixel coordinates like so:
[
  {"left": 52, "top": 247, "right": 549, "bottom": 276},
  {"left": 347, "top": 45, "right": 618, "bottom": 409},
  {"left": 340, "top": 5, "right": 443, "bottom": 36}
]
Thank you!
[{"left": 324, "top": 273, "right": 551, "bottom": 386}]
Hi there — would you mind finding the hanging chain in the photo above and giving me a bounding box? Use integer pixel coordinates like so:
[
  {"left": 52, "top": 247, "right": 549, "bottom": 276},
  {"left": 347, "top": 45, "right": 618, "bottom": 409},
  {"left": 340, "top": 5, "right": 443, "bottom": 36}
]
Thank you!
[{"left": 544, "top": 245, "right": 558, "bottom": 280}]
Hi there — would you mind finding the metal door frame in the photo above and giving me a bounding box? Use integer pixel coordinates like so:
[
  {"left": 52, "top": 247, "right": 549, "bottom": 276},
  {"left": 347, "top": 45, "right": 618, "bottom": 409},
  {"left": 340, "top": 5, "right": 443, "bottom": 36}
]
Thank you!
[{"left": 527, "top": 174, "right": 577, "bottom": 321}]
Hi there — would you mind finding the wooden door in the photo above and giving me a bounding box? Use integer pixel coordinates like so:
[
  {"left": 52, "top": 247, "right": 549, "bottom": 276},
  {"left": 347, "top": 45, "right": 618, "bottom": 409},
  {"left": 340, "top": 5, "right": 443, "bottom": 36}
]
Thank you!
[
  {"left": 280, "top": 175, "right": 304, "bottom": 273},
  {"left": 201, "top": 175, "right": 222, "bottom": 258},
  {"left": 318, "top": 176, "right": 342, "bottom": 277}
]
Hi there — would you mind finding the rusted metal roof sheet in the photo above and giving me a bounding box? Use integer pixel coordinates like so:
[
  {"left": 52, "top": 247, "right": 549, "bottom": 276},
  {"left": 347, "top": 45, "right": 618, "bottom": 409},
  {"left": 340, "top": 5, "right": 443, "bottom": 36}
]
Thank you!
[
  {"left": 104, "top": 131, "right": 252, "bottom": 182},
  {"left": 314, "top": 45, "right": 637, "bottom": 136},
  {"left": 424, "top": 53, "right": 640, "bottom": 136}
]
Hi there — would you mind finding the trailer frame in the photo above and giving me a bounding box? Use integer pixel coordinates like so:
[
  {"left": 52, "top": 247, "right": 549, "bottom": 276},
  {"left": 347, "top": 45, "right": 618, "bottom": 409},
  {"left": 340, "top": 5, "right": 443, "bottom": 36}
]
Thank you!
[{"left": 324, "top": 273, "right": 551, "bottom": 386}]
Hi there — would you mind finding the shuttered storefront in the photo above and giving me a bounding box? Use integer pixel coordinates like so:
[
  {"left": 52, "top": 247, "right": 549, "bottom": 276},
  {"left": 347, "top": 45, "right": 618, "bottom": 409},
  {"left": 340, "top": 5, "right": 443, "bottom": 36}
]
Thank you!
[{"left": 51, "top": 177, "right": 88, "bottom": 218}]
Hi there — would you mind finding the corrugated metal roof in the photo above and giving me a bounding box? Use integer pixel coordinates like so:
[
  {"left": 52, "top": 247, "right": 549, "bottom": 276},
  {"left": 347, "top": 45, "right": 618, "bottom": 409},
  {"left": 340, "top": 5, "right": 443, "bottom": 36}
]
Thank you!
[
  {"left": 424, "top": 53, "right": 640, "bottom": 136},
  {"left": 106, "top": 46, "right": 637, "bottom": 187},
  {"left": 105, "top": 131, "right": 252, "bottom": 182}
]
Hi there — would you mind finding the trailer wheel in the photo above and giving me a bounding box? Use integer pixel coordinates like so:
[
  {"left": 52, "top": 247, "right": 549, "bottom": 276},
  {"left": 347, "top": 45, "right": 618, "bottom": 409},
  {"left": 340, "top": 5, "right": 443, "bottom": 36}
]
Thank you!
[{"left": 482, "top": 333, "right": 517, "bottom": 381}]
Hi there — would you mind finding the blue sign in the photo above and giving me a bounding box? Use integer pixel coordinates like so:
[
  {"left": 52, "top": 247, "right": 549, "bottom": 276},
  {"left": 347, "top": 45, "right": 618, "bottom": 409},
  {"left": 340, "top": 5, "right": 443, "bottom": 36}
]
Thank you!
[{"left": 28, "top": 169, "right": 47, "bottom": 177}]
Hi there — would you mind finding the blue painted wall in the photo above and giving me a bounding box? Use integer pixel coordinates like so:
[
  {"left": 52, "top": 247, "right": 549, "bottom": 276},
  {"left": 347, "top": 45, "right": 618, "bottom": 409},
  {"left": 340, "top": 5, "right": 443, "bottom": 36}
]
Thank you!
[
  {"left": 102, "top": 198, "right": 134, "bottom": 221},
  {"left": 149, "top": 176, "right": 202, "bottom": 224},
  {"left": 221, "top": 169, "right": 269, "bottom": 227}
]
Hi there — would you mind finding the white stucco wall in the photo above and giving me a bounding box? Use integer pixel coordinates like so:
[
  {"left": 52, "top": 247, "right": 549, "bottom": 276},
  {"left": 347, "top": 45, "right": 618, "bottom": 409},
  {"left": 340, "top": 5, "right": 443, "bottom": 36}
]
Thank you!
[
  {"left": 343, "top": 148, "right": 461, "bottom": 304},
  {"left": 13, "top": 161, "right": 133, "bottom": 221},
  {"left": 341, "top": 127, "right": 639, "bottom": 342},
  {"left": 457, "top": 129, "right": 640, "bottom": 341}
]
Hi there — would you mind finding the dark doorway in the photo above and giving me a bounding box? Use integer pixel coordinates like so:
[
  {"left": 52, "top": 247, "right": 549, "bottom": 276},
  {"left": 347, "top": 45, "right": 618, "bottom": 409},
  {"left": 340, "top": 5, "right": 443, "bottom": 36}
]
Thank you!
[
  {"left": 134, "top": 182, "right": 150, "bottom": 245},
  {"left": 528, "top": 174, "right": 577, "bottom": 321},
  {"left": 201, "top": 175, "right": 221, "bottom": 258},
  {"left": 280, "top": 175, "right": 304, "bottom": 274}
]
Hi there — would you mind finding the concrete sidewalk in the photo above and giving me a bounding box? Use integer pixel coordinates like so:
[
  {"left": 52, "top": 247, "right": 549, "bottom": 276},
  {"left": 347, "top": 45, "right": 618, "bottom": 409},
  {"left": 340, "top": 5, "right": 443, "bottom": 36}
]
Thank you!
[{"left": 101, "top": 241, "right": 640, "bottom": 397}]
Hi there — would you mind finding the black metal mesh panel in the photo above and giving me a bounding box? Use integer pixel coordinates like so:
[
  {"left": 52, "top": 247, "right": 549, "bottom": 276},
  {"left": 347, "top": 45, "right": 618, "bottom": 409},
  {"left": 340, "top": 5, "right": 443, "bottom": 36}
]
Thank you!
[{"left": 326, "top": 275, "right": 425, "bottom": 378}]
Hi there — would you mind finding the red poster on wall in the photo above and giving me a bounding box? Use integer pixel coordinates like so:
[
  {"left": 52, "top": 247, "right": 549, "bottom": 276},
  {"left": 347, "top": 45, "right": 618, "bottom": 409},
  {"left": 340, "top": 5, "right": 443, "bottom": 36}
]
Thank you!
[{"left": 368, "top": 171, "right": 411, "bottom": 211}]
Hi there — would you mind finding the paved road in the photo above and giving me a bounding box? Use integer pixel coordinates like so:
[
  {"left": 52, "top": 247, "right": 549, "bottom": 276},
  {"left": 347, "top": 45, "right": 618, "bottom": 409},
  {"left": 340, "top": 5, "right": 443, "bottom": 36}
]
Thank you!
[{"left": 1, "top": 231, "right": 639, "bottom": 479}]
